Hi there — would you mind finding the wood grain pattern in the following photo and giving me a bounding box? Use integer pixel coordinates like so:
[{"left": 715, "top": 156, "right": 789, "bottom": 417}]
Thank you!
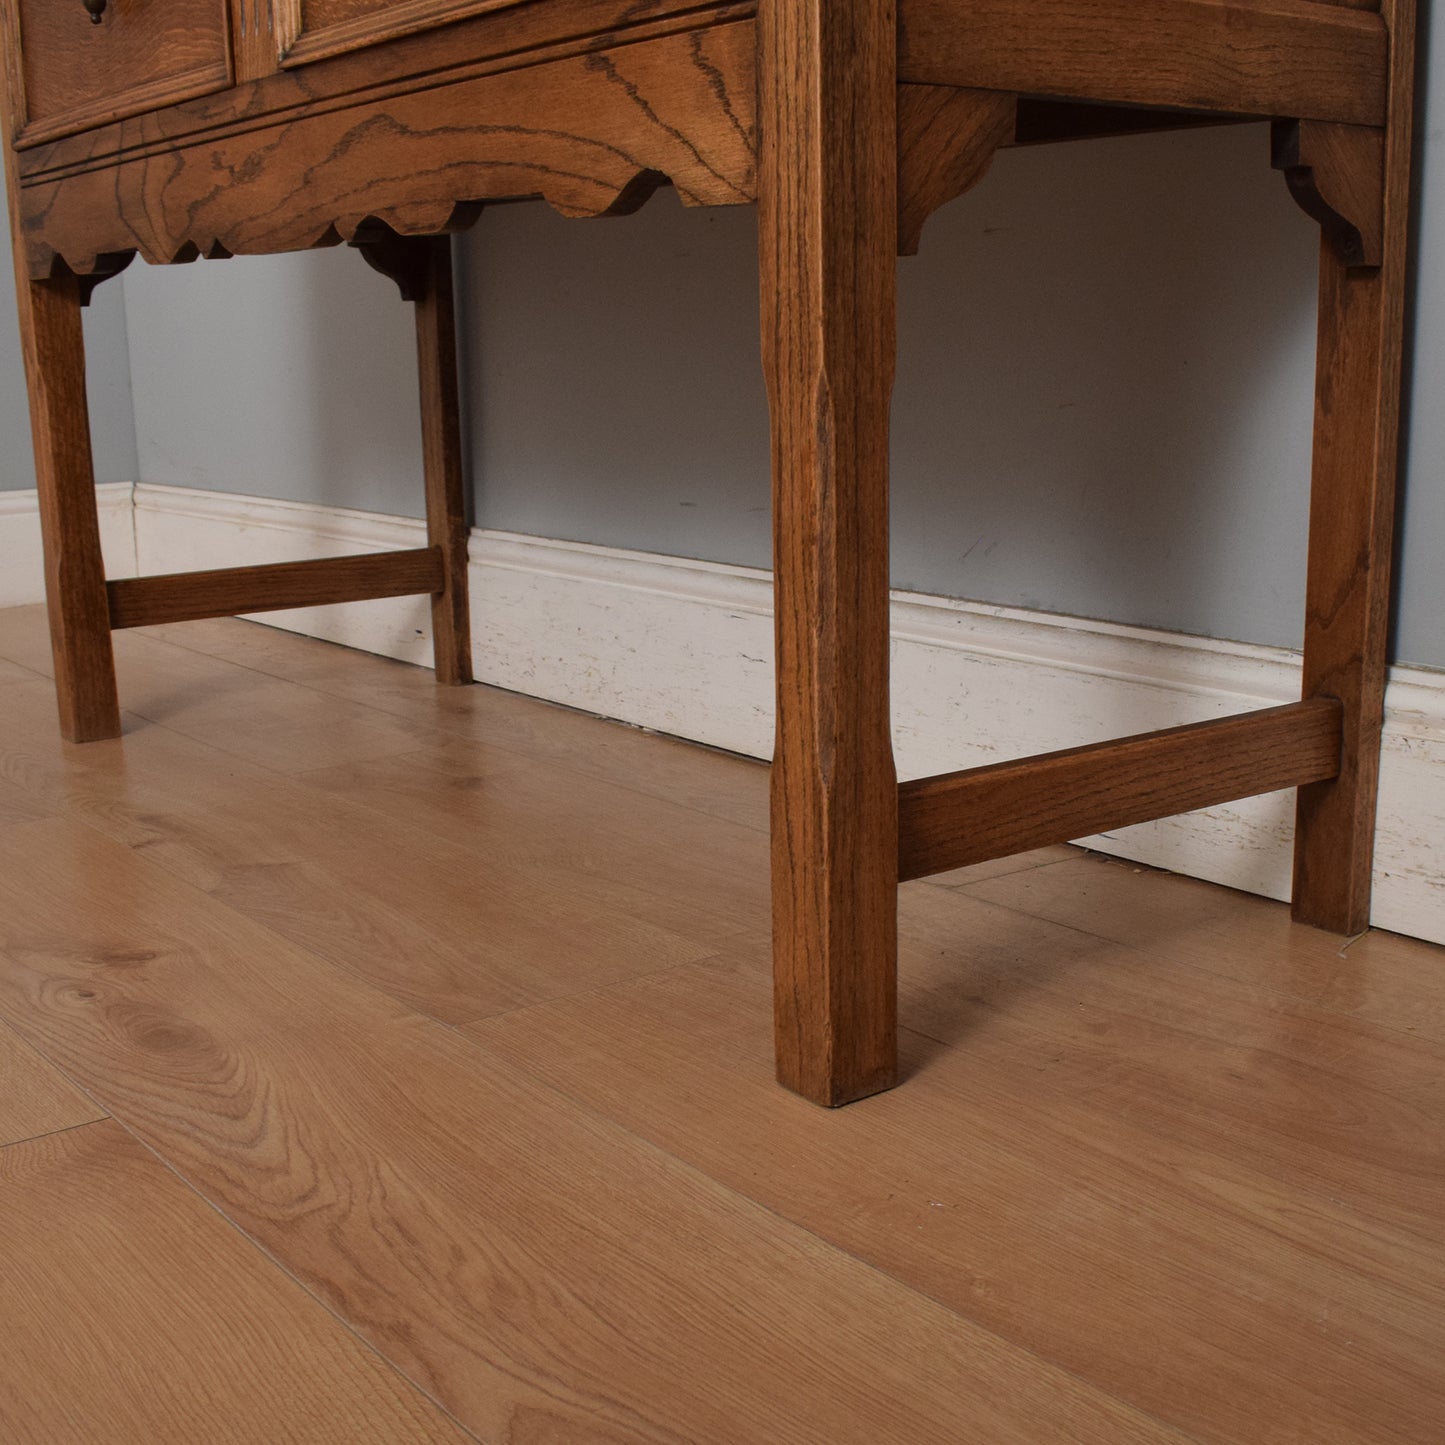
[
  {"left": 897, "top": 85, "right": 1016, "bottom": 256},
  {"left": 284, "top": 0, "right": 528, "bottom": 67},
  {"left": 883, "top": 882, "right": 1445, "bottom": 1253},
  {"left": 963, "top": 850, "right": 1445, "bottom": 1042},
  {"left": 0, "top": 1119, "right": 472, "bottom": 1443},
  {"left": 412, "top": 237, "right": 473, "bottom": 685},
  {"left": 105, "top": 547, "right": 445, "bottom": 630},
  {"left": 0, "top": 625, "right": 453, "bottom": 775},
  {"left": 1274, "top": 118, "right": 1386, "bottom": 266},
  {"left": 0, "top": 275, "right": 119, "bottom": 742},
  {"left": 230, "top": 0, "right": 298, "bottom": 83},
  {"left": 0, "top": 673, "right": 720, "bottom": 1025},
  {"left": 300, "top": 739, "right": 771, "bottom": 955},
  {"left": 2, "top": 71, "right": 120, "bottom": 742},
  {"left": 0, "top": 1016, "right": 104, "bottom": 1146},
  {"left": 898, "top": 0, "right": 1388, "bottom": 126},
  {"left": 17, "top": 22, "right": 756, "bottom": 277},
  {"left": 113, "top": 612, "right": 773, "bottom": 831},
  {"left": 759, "top": 0, "right": 899, "bottom": 1106},
  {"left": 16, "top": 2, "right": 753, "bottom": 179},
  {"left": 4, "top": 0, "right": 1414, "bottom": 1126},
  {"left": 1291, "top": 0, "right": 1415, "bottom": 933},
  {"left": 898, "top": 699, "right": 1343, "bottom": 882},
  {"left": 2, "top": 607, "right": 1442, "bottom": 1442},
  {"left": 468, "top": 930, "right": 1445, "bottom": 1445},
  {"left": 3, "top": 0, "right": 232, "bottom": 147},
  {"left": 0, "top": 817, "right": 1192, "bottom": 1444}
]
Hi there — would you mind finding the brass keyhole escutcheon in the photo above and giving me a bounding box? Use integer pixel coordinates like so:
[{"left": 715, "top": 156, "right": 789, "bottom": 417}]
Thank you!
[{"left": 83, "top": 0, "right": 107, "bottom": 24}]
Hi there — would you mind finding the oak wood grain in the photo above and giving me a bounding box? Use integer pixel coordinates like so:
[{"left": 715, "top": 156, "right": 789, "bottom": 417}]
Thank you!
[
  {"left": 3, "top": 0, "right": 232, "bottom": 147},
  {"left": 0, "top": 670, "right": 726, "bottom": 1024},
  {"left": 0, "top": 1016, "right": 104, "bottom": 1146},
  {"left": 17, "top": 3, "right": 754, "bottom": 180},
  {"left": 1291, "top": 0, "right": 1415, "bottom": 933},
  {"left": 964, "top": 850, "right": 1445, "bottom": 1042},
  {"left": 898, "top": 0, "right": 1388, "bottom": 125},
  {"left": 0, "top": 689, "right": 67, "bottom": 828},
  {"left": 284, "top": 0, "right": 528, "bottom": 67},
  {"left": 468, "top": 933, "right": 1445, "bottom": 1445},
  {"left": 897, "top": 84, "right": 1016, "bottom": 256},
  {"left": 3, "top": 608, "right": 1443, "bottom": 1442},
  {"left": 0, "top": 817, "right": 1192, "bottom": 1444},
  {"left": 18, "top": 22, "right": 756, "bottom": 277},
  {"left": 0, "top": 1119, "right": 472, "bottom": 1443},
  {"left": 759, "top": 0, "right": 899, "bottom": 1106},
  {"left": 0, "top": 622, "right": 453, "bottom": 774},
  {"left": 2, "top": 79, "right": 119, "bottom": 741},
  {"left": 300, "top": 740, "right": 772, "bottom": 953},
  {"left": 412, "top": 237, "right": 473, "bottom": 685},
  {"left": 229, "top": 0, "right": 297, "bottom": 84},
  {"left": 898, "top": 699, "right": 1343, "bottom": 881},
  {"left": 1274, "top": 117, "right": 1386, "bottom": 267},
  {"left": 105, "top": 546, "right": 445, "bottom": 630},
  {"left": 121, "top": 612, "right": 773, "bottom": 832}
]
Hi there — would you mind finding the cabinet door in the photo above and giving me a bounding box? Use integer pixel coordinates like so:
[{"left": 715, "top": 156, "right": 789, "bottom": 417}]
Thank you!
[
  {"left": 278, "top": 0, "right": 530, "bottom": 69},
  {"left": 3, "top": 0, "right": 232, "bottom": 147}
]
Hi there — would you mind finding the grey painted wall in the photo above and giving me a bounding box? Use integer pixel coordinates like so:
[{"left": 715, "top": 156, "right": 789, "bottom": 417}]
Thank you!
[
  {"left": 122, "top": 245, "right": 423, "bottom": 517},
  {"left": 1404, "top": 8, "right": 1445, "bottom": 673},
  {"left": 460, "top": 126, "right": 1321, "bottom": 651},
  {"left": 0, "top": 222, "right": 139, "bottom": 489},
  {"left": 10, "top": 21, "right": 1444, "bottom": 668}
]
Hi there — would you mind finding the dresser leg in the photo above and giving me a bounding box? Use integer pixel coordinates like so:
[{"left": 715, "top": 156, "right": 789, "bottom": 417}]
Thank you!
[
  {"left": 413, "top": 236, "right": 473, "bottom": 686},
  {"left": 1292, "top": 0, "right": 1414, "bottom": 936},
  {"left": 14, "top": 271, "right": 120, "bottom": 742},
  {"left": 1292, "top": 237, "right": 1407, "bottom": 934},
  {"left": 759, "top": 0, "right": 899, "bottom": 1106}
]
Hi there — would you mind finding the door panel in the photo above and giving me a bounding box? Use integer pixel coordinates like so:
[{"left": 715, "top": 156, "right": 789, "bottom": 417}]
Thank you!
[{"left": 6, "top": 0, "right": 232, "bottom": 147}]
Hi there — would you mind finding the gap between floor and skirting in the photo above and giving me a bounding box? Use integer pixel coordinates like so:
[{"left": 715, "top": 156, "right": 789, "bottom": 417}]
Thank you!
[{"left": 3, "top": 480, "right": 1442, "bottom": 946}]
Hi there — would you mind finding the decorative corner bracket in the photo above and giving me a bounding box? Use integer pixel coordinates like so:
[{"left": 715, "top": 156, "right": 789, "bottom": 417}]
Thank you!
[
  {"left": 1273, "top": 119, "right": 1385, "bottom": 269},
  {"left": 350, "top": 216, "right": 476, "bottom": 302},
  {"left": 74, "top": 251, "right": 135, "bottom": 306},
  {"left": 897, "top": 86, "right": 1016, "bottom": 257}
]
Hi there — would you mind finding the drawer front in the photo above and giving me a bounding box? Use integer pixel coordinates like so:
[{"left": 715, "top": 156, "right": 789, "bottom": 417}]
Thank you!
[
  {"left": 280, "top": 0, "right": 529, "bottom": 68},
  {"left": 6, "top": 0, "right": 232, "bottom": 148}
]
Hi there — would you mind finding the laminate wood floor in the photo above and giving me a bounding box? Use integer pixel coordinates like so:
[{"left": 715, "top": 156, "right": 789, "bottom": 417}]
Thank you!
[{"left": 1, "top": 603, "right": 1442, "bottom": 1444}]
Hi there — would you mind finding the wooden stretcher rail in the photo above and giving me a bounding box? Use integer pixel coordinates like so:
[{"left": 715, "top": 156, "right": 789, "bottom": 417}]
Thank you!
[
  {"left": 106, "top": 547, "right": 445, "bottom": 630},
  {"left": 898, "top": 0, "right": 1388, "bottom": 126},
  {"left": 897, "top": 697, "right": 1343, "bottom": 881}
]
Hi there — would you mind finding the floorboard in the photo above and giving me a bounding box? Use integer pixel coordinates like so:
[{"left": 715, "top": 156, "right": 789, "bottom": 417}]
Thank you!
[
  {"left": 0, "top": 816, "right": 1183, "bottom": 1444},
  {"left": 469, "top": 946, "right": 1445, "bottom": 1444},
  {"left": 139, "top": 615, "right": 774, "bottom": 833},
  {"left": 963, "top": 852, "right": 1445, "bottom": 1038},
  {"left": 2, "top": 607, "right": 1443, "bottom": 1444},
  {"left": 0, "top": 680, "right": 721, "bottom": 1024},
  {"left": 0, "top": 1119, "right": 473, "bottom": 1442},
  {"left": 0, "top": 1017, "right": 105, "bottom": 1147}
]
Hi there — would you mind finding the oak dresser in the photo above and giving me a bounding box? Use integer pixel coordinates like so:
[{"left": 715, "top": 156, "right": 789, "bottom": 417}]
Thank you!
[{"left": 1, "top": 0, "right": 1416, "bottom": 1103}]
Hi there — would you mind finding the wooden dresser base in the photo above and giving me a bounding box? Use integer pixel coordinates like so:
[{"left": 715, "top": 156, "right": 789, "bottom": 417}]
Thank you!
[{"left": 2, "top": 0, "right": 1416, "bottom": 1104}]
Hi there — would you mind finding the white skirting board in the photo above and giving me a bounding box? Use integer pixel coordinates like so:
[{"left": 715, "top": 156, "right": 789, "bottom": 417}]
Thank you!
[
  {"left": 4, "top": 481, "right": 1443, "bottom": 944},
  {"left": 0, "top": 481, "right": 137, "bottom": 606}
]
